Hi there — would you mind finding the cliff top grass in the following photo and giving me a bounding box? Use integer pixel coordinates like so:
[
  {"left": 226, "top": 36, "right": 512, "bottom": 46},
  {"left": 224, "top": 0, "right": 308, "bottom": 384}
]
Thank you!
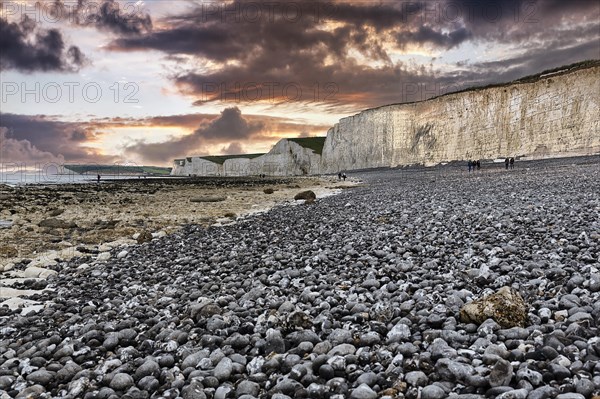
[
  {"left": 288, "top": 137, "right": 327, "bottom": 155},
  {"left": 199, "top": 153, "right": 265, "bottom": 164},
  {"left": 368, "top": 59, "right": 600, "bottom": 112}
]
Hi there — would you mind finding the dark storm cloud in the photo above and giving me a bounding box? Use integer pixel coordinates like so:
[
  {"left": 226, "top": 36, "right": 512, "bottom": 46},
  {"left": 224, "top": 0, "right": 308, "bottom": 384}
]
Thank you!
[
  {"left": 102, "top": 0, "right": 598, "bottom": 109},
  {"left": 0, "top": 127, "right": 64, "bottom": 163},
  {"left": 47, "top": 0, "right": 152, "bottom": 35},
  {"left": 0, "top": 15, "right": 86, "bottom": 72},
  {"left": 124, "top": 107, "right": 265, "bottom": 164},
  {"left": 447, "top": 0, "right": 599, "bottom": 43},
  {"left": 0, "top": 113, "right": 109, "bottom": 162},
  {"left": 85, "top": 0, "right": 152, "bottom": 34}
]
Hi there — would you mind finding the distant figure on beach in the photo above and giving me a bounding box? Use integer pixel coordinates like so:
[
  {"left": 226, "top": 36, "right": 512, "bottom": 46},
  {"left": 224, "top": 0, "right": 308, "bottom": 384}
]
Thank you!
[
  {"left": 338, "top": 172, "right": 342, "bottom": 180},
  {"left": 510, "top": 157, "right": 514, "bottom": 169},
  {"left": 342, "top": 173, "right": 347, "bottom": 181},
  {"left": 97, "top": 174, "right": 101, "bottom": 183},
  {"left": 505, "top": 158, "right": 509, "bottom": 170},
  {"left": 467, "top": 160, "right": 472, "bottom": 173},
  {"left": 476, "top": 160, "right": 481, "bottom": 170}
]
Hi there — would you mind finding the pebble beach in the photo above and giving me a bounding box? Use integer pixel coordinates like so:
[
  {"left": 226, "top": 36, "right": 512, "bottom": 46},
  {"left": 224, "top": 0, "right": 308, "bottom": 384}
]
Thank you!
[{"left": 1, "top": 156, "right": 599, "bottom": 399}]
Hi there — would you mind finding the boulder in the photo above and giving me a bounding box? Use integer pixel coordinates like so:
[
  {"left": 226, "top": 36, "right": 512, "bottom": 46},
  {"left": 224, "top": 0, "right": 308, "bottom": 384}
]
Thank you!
[
  {"left": 264, "top": 188, "right": 274, "bottom": 194},
  {"left": 38, "top": 218, "right": 77, "bottom": 229},
  {"left": 48, "top": 208, "right": 65, "bottom": 217},
  {"left": 459, "top": 286, "right": 528, "bottom": 328},
  {"left": 294, "top": 191, "right": 316, "bottom": 201},
  {"left": 137, "top": 230, "right": 153, "bottom": 244}
]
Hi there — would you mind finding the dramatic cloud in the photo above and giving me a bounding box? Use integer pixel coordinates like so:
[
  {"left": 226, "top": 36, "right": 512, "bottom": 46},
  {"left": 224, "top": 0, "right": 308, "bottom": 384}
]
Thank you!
[
  {"left": 0, "top": 113, "right": 111, "bottom": 163},
  {"left": 124, "top": 107, "right": 266, "bottom": 164},
  {"left": 396, "top": 27, "right": 472, "bottom": 50},
  {"left": 0, "top": 15, "right": 86, "bottom": 72},
  {"left": 220, "top": 142, "right": 245, "bottom": 155},
  {"left": 0, "top": 127, "right": 64, "bottom": 163},
  {"left": 48, "top": 0, "right": 152, "bottom": 35},
  {"left": 105, "top": 0, "right": 599, "bottom": 109}
]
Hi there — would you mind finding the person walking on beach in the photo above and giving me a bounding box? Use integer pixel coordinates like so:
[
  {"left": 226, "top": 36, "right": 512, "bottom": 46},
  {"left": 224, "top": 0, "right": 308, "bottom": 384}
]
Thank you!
[
  {"left": 505, "top": 158, "right": 509, "bottom": 170},
  {"left": 338, "top": 172, "right": 342, "bottom": 180},
  {"left": 467, "top": 160, "right": 472, "bottom": 173},
  {"left": 97, "top": 174, "right": 101, "bottom": 183},
  {"left": 510, "top": 157, "right": 514, "bottom": 169},
  {"left": 342, "top": 173, "right": 347, "bottom": 181},
  {"left": 476, "top": 160, "right": 481, "bottom": 171}
]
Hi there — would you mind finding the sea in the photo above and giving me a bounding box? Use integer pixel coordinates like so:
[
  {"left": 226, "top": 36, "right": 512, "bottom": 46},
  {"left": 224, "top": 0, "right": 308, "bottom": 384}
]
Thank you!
[{"left": 0, "top": 171, "right": 139, "bottom": 186}]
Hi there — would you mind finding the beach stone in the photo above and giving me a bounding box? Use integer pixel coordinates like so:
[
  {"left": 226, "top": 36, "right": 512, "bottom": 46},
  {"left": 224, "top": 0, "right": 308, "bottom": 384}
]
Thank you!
[
  {"left": 328, "top": 343, "right": 356, "bottom": 356},
  {"left": 516, "top": 367, "right": 543, "bottom": 386},
  {"left": 421, "top": 385, "right": 446, "bottom": 399},
  {"left": 265, "top": 329, "right": 286, "bottom": 353},
  {"left": 329, "top": 328, "right": 353, "bottom": 345},
  {"left": 23, "top": 266, "right": 57, "bottom": 279},
  {"left": 26, "top": 369, "right": 54, "bottom": 385},
  {"left": 549, "top": 363, "right": 571, "bottom": 380},
  {"left": 15, "top": 385, "right": 46, "bottom": 399},
  {"left": 575, "top": 378, "right": 594, "bottom": 397},
  {"left": 236, "top": 380, "right": 260, "bottom": 397},
  {"left": 134, "top": 359, "right": 160, "bottom": 381},
  {"left": 214, "top": 385, "right": 233, "bottom": 399},
  {"left": 386, "top": 323, "right": 411, "bottom": 343},
  {"left": 350, "top": 383, "right": 377, "bottom": 399},
  {"left": 527, "top": 386, "right": 559, "bottom": 399},
  {"left": 430, "top": 338, "right": 457, "bottom": 360},
  {"left": 318, "top": 364, "right": 335, "bottom": 380},
  {"left": 110, "top": 373, "right": 134, "bottom": 391},
  {"left": 489, "top": 359, "right": 513, "bottom": 387},
  {"left": 459, "top": 286, "right": 528, "bottom": 328},
  {"left": 97, "top": 252, "right": 111, "bottom": 261},
  {"left": 589, "top": 273, "right": 600, "bottom": 292},
  {"left": 264, "top": 188, "right": 274, "bottom": 194},
  {"left": 555, "top": 394, "right": 586, "bottom": 399},
  {"left": 436, "top": 358, "right": 474, "bottom": 382},
  {"left": 355, "top": 372, "right": 378, "bottom": 387},
  {"left": 405, "top": 370, "right": 428, "bottom": 386},
  {"left": 0, "top": 375, "right": 15, "bottom": 390},
  {"left": 137, "top": 376, "right": 159, "bottom": 391},
  {"left": 213, "top": 357, "right": 233, "bottom": 381},
  {"left": 497, "top": 389, "right": 528, "bottom": 399}
]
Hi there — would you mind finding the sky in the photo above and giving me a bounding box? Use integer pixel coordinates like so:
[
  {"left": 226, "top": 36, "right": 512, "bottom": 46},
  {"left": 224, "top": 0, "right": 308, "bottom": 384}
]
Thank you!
[{"left": 1, "top": 0, "right": 598, "bottom": 167}]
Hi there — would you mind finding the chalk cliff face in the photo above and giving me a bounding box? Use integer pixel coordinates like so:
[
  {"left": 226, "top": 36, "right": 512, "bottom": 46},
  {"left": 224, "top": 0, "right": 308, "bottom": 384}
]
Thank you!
[
  {"left": 171, "top": 139, "right": 322, "bottom": 176},
  {"left": 321, "top": 65, "right": 600, "bottom": 172},
  {"left": 172, "top": 64, "right": 599, "bottom": 176}
]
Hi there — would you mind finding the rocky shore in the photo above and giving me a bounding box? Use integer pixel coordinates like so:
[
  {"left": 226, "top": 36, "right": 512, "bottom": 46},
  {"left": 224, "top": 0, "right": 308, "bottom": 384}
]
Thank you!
[
  {"left": 1, "top": 156, "right": 599, "bottom": 399},
  {"left": 0, "top": 176, "right": 344, "bottom": 274}
]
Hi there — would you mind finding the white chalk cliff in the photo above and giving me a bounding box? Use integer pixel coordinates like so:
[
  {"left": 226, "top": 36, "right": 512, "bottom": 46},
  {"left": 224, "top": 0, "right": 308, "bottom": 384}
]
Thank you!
[
  {"left": 320, "top": 62, "right": 600, "bottom": 172},
  {"left": 171, "top": 138, "right": 323, "bottom": 176},
  {"left": 173, "top": 62, "right": 600, "bottom": 176}
]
